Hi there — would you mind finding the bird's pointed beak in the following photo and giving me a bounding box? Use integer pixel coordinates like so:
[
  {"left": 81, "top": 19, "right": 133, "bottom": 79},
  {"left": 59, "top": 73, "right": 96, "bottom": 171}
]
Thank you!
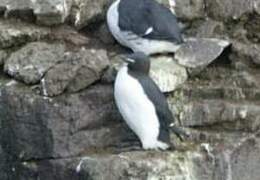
[{"left": 120, "top": 55, "right": 135, "bottom": 64}]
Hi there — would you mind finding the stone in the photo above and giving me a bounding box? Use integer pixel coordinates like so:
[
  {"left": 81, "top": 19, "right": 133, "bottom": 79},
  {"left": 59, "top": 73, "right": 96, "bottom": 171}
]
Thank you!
[
  {"left": 71, "top": 0, "right": 111, "bottom": 29},
  {"left": 175, "top": 38, "right": 231, "bottom": 75},
  {"left": 228, "top": 136, "right": 260, "bottom": 180},
  {"left": 4, "top": 135, "right": 260, "bottom": 180},
  {"left": 97, "top": 23, "right": 116, "bottom": 45},
  {"left": 0, "top": 19, "right": 50, "bottom": 49},
  {"left": 63, "top": 151, "right": 210, "bottom": 180},
  {"left": 4, "top": 0, "right": 35, "bottom": 22},
  {"left": 0, "top": 83, "right": 123, "bottom": 161},
  {"left": 205, "top": 0, "right": 254, "bottom": 20},
  {"left": 228, "top": 71, "right": 260, "bottom": 88},
  {"left": 0, "top": 50, "right": 7, "bottom": 65},
  {"left": 254, "top": 0, "right": 260, "bottom": 15},
  {"left": 177, "top": 100, "right": 260, "bottom": 131},
  {"left": 0, "top": 0, "right": 6, "bottom": 16},
  {"left": 179, "top": 83, "right": 260, "bottom": 102},
  {"left": 0, "top": 0, "right": 72, "bottom": 25},
  {"left": 231, "top": 41, "right": 260, "bottom": 66},
  {"left": 4, "top": 42, "right": 65, "bottom": 84},
  {"left": 150, "top": 56, "right": 188, "bottom": 92},
  {"left": 33, "top": 0, "right": 72, "bottom": 26},
  {"left": 51, "top": 25, "right": 90, "bottom": 46},
  {"left": 155, "top": 0, "right": 205, "bottom": 20},
  {"left": 41, "top": 48, "right": 109, "bottom": 96},
  {"left": 175, "top": 0, "right": 205, "bottom": 20},
  {"left": 190, "top": 19, "right": 225, "bottom": 38},
  {"left": 0, "top": 145, "right": 7, "bottom": 180}
]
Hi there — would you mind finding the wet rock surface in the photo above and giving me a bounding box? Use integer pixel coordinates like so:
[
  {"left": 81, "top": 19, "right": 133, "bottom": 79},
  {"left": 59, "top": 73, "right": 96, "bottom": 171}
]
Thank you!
[{"left": 0, "top": 0, "right": 260, "bottom": 179}]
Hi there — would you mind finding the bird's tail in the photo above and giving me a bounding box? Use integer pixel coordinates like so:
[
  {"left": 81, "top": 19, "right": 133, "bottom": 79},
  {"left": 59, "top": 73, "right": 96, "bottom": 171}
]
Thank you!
[{"left": 170, "top": 124, "right": 189, "bottom": 141}]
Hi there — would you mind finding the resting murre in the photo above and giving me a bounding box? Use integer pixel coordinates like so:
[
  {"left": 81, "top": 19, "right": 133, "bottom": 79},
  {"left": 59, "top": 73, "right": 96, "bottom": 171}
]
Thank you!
[
  {"left": 107, "top": 0, "right": 184, "bottom": 55},
  {"left": 114, "top": 52, "right": 188, "bottom": 150}
]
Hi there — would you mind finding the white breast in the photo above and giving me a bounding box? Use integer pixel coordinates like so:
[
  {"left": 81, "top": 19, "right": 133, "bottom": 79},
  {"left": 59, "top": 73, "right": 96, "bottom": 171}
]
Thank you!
[
  {"left": 107, "top": 0, "right": 129, "bottom": 47},
  {"left": 114, "top": 66, "right": 169, "bottom": 150}
]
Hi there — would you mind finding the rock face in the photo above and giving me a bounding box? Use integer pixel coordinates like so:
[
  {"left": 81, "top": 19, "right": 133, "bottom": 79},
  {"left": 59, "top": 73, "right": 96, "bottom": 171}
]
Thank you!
[
  {"left": 175, "top": 0, "right": 205, "bottom": 20},
  {"left": 150, "top": 56, "right": 188, "bottom": 92},
  {"left": 205, "top": 0, "right": 254, "bottom": 20},
  {"left": 0, "top": 83, "right": 121, "bottom": 160},
  {"left": 0, "top": 20, "right": 50, "bottom": 48},
  {"left": 41, "top": 48, "right": 109, "bottom": 96},
  {"left": 0, "top": 50, "right": 7, "bottom": 65},
  {"left": 4, "top": 42, "right": 65, "bottom": 84},
  {"left": 0, "top": 0, "right": 72, "bottom": 25},
  {"left": 175, "top": 38, "right": 231, "bottom": 75},
  {"left": 34, "top": 0, "right": 72, "bottom": 26},
  {"left": 0, "top": 0, "right": 260, "bottom": 179},
  {"left": 71, "top": 0, "right": 111, "bottom": 29}
]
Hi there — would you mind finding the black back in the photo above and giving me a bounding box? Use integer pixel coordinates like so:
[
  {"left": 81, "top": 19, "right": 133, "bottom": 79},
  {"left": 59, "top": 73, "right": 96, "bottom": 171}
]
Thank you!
[
  {"left": 128, "top": 70, "right": 173, "bottom": 144},
  {"left": 118, "top": 0, "right": 183, "bottom": 43}
]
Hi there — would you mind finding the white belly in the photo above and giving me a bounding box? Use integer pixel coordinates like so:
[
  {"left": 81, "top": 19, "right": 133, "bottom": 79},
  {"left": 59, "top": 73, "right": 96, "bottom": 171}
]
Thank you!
[
  {"left": 114, "top": 66, "right": 169, "bottom": 150},
  {"left": 106, "top": 0, "right": 181, "bottom": 55}
]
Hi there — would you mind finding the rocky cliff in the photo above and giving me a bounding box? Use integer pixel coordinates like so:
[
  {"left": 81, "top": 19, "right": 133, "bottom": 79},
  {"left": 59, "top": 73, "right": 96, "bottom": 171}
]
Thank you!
[{"left": 0, "top": 0, "right": 260, "bottom": 180}]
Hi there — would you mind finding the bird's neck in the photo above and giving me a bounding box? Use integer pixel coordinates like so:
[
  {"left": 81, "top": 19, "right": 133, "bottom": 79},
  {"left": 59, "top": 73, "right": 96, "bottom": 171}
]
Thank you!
[{"left": 127, "top": 68, "right": 149, "bottom": 78}]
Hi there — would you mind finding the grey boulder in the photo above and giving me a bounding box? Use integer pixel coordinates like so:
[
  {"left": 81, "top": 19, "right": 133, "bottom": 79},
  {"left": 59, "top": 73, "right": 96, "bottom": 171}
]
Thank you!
[
  {"left": 0, "top": 0, "right": 72, "bottom": 25},
  {"left": 205, "top": 0, "right": 254, "bottom": 20},
  {"left": 4, "top": 42, "right": 65, "bottom": 84},
  {"left": 41, "top": 48, "right": 109, "bottom": 96},
  {"left": 70, "top": 0, "right": 111, "bottom": 29},
  {"left": 175, "top": 38, "right": 231, "bottom": 75},
  {"left": 34, "top": 0, "right": 72, "bottom": 26},
  {"left": 0, "top": 20, "right": 50, "bottom": 49},
  {"left": 150, "top": 56, "right": 188, "bottom": 92}
]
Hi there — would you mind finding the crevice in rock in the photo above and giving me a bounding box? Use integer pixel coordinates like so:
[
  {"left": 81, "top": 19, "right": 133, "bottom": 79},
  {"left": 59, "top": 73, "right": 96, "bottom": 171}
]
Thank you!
[
  {"left": 6, "top": 9, "right": 36, "bottom": 23},
  {"left": 187, "top": 118, "right": 259, "bottom": 133},
  {"left": 209, "top": 45, "right": 232, "bottom": 67}
]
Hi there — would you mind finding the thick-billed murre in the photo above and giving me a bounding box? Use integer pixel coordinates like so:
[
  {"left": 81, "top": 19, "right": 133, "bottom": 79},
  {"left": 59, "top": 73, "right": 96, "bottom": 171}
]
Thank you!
[
  {"left": 114, "top": 52, "right": 188, "bottom": 150},
  {"left": 107, "top": 0, "right": 183, "bottom": 55}
]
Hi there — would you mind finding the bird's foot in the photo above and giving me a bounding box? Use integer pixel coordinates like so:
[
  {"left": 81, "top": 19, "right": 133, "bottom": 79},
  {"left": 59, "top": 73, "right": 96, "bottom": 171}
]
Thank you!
[{"left": 170, "top": 124, "right": 190, "bottom": 141}]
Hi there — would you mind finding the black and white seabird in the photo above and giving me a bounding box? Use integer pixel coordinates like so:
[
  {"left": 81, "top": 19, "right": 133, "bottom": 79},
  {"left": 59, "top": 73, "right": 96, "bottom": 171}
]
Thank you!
[
  {"left": 107, "top": 0, "right": 184, "bottom": 55},
  {"left": 114, "top": 52, "right": 187, "bottom": 150}
]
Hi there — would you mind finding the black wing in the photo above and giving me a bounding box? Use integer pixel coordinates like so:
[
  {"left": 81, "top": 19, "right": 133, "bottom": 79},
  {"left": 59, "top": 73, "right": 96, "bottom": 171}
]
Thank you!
[
  {"left": 118, "top": 0, "right": 183, "bottom": 43},
  {"left": 131, "top": 73, "right": 174, "bottom": 143}
]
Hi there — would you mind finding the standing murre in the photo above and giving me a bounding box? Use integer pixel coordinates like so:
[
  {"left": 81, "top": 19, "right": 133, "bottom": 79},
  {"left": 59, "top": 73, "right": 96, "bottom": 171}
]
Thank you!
[
  {"left": 114, "top": 52, "right": 188, "bottom": 150},
  {"left": 107, "top": 0, "right": 184, "bottom": 55}
]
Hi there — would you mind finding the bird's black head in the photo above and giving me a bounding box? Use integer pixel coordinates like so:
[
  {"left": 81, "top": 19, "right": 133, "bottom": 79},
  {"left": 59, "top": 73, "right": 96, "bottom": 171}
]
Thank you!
[{"left": 121, "top": 52, "right": 150, "bottom": 74}]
